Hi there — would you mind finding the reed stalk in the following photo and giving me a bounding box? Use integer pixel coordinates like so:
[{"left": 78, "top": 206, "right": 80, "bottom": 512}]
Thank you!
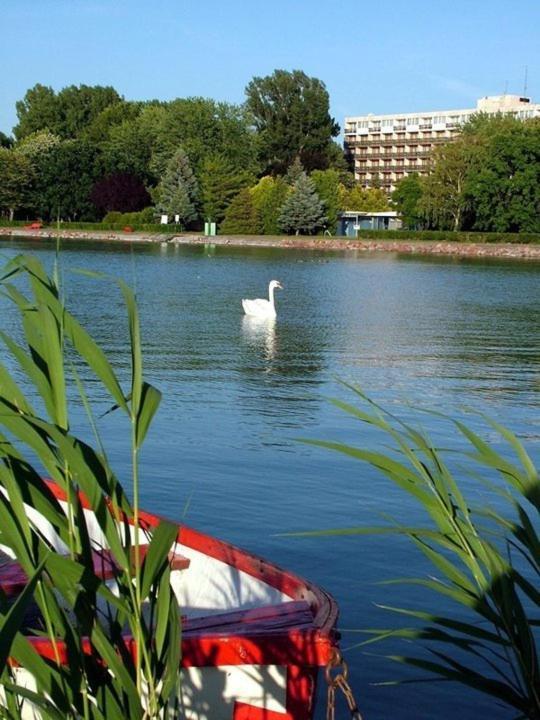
[
  {"left": 0, "top": 254, "right": 182, "bottom": 718},
  {"left": 300, "top": 385, "right": 539, "bottom": 719}
]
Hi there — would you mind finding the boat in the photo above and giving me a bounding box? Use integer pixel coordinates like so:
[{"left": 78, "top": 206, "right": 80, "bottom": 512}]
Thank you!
[{"left": 1, "top": 481, "right": 341, "bottom": 720}]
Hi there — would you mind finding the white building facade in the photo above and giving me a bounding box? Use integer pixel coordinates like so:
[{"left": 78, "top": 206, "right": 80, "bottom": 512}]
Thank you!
[{"left": 344, "top": 95, "right": 540, "bottom": 193}]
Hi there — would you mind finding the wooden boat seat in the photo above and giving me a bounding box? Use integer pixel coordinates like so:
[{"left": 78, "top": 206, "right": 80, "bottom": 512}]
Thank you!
[
  {"left": 0, "top": 546, "right": 190, "bottom": 597},
  {"left": 183, "top": 600, "right": 314, "bottom": 635},
  {"left": 91, "top": 545, "right": 190, "bottom": 580}
]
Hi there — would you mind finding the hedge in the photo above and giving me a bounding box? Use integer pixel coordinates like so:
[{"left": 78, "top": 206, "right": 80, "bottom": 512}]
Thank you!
[
  {"left": 2, "top": 221, "right": 539, "bottom": 245},
  {"left": 346, "top": 229, "right": 540, "bottom": 244},
  {"left": 0, "top": 220, "right": 184, "bottom": 233}
]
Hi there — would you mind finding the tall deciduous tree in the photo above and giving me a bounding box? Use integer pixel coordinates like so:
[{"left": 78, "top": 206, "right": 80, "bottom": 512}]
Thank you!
[
  {"left": 150, "top": 98, "right": 259, "bottom": 179},
  {"left": 0, "top": 148, "right": 33, "bottom": 220},
  {"left": 156, "top": 147, "right": 199, "bottom": 224},
  {"left": 0, "top": 131, "right": 13, "bottom": 148},
  {"left": 420, "top": 136, "right": 479, "bottom": 231},
  {"left": 103, "top": 104, "right": 168, "bottom": 183},
  {"left": 468, "top": 117, "right": 540, "bottom": 232},
  {"left": 245, "top": 69, "right": 340, "bottom": 174},
  {"left": 81, "top": 101, "right": 144, "bottom": 144},
  {"left": 32, "top": 140, "right": 101, "bottom": 221},
  {"left": 391, "top": 174, "right": 425, "bottom": 229},
  {"left": 15, "top": 84, "right": 121, "bottom": 140},
  {"left": 278, "top": 172, "right": 327, "bottom": 235},
  {"left": 13, "top": 84, "right": 58, "bottom": 140}
]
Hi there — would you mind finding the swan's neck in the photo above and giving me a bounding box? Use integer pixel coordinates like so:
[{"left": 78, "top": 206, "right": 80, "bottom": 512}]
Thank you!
[{"left": 268, "top": 284, "right": 276, "bottom": 310}]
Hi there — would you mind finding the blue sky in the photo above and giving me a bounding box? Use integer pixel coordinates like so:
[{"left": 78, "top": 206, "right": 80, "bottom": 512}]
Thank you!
[{"left": 2, "top": 0, "right": 539, "bottom": 136}]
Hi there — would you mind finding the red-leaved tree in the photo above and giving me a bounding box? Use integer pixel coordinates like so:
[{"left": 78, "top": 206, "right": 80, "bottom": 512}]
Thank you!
[{"left": 90, "top": 173, "right": 151, "bottom": 215}]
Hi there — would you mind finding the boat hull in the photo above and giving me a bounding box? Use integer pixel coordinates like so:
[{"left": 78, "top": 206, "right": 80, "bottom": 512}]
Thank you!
[{"left": 2, "top": 483, "right": 339, "bottom": 719}]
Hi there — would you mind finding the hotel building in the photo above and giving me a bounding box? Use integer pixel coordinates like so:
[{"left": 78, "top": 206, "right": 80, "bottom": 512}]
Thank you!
[{"left": 344, "top": 95, "right": 540, "bottom": 193}]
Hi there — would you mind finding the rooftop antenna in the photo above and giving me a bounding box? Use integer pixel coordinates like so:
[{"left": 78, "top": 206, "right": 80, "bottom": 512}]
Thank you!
[{"left": 523, "top": 66, "right": 528, "bottom": 97}]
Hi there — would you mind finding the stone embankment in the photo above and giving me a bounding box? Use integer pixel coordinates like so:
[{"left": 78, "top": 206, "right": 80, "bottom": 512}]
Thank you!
[
  {"left": 2, "top": 227, "right": 540, "bottom": 260},
  {"left": 0, "top": 227, "right": 169, "bottom": 243},
  {"left": 172, "top": 234, "right": 540, "bottom": 260}
]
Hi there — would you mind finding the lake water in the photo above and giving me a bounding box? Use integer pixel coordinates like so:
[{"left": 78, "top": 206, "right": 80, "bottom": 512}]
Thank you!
[{"left": 1, "top": 238, "right": 539, "bottom": 719}]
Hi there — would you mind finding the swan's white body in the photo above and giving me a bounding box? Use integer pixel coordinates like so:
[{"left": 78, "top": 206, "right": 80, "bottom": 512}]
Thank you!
[{"left": 242, "top": 280, "right": 283, "bottom": 318}]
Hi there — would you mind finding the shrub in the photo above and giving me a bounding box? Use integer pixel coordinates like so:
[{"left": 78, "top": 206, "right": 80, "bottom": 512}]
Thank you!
[
  {"left": 344, "top": 229, "right": 540, "bottom": 244},
  {"left": 103, "top": 211, "right": 123, "bottom": 224},
  {"left": 220, "top": 188, "right": 261, "bottom": 234}
]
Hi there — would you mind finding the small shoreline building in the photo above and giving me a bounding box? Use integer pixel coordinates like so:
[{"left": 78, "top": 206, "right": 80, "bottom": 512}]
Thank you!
[
  {"left": 344, "top": 95, "right": 540, "bottom": 193},
  {"left": 337, "top": 211, "right": 402, "bottom": 237}
]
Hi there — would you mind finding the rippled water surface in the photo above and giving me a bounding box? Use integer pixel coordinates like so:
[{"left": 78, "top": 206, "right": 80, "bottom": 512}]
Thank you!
[{"left": 1, "top": 238, "right": 539, "bottom": 719}]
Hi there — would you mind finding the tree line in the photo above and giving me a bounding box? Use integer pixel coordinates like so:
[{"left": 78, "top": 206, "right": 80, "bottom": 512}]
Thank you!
[
  {"left": 0, "top": 72, "right": 389, "bottom": 234},
  {"left": 1, "top": 74, "right": 538, "bottom": 234},
  {"left": 392, "top": 114, "right": 540, "bottom": 233}
]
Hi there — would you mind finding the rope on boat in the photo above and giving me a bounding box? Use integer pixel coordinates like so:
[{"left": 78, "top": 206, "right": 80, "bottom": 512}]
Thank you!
[{"left": 325, "top": 648, "right": 363, "bottom": 720}]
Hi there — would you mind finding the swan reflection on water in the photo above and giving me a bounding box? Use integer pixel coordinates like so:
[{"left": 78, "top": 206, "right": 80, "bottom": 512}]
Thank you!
[{"left": 241, "top": 315, "right": 277, "bottom": 363}]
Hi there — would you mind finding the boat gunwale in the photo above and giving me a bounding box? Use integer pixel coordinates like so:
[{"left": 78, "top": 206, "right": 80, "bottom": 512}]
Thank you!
[{"left": 25, "top": 482, "right": 339, "bottom": 667}]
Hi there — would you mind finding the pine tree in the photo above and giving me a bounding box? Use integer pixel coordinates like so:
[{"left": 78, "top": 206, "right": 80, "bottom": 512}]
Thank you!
[
  {"left": 278, "top": 172, "right": 327, "bottom": 235},
  {"left": 285, "top": 157, "right": 305, "bottom": 185},
  {"left": 157, "top": 147, "right": 199, "bottom": 224},
  {"left": 220, "top": 189, "right": 261, "bottom": 234},
  {"left": 199, "top": 154, "right": 254, "bottom": 223}
]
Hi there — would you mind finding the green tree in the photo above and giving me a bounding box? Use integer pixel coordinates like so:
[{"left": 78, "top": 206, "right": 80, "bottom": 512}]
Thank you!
[
  {"left": 220, "top": 188, "right": 261, "bottom": 234},
  {"left": 32, "top": 139, "right": 101, "bottom": 221},
  {"left": 15, "top": 83, "right": 121, "bottom": 140},
  {"left": 15, "top": 129, "right": 62, "bottom": 158},
  {"left": 311, "top": 169, "right": 343, "bottom": 232},
  {"left": 278, "top": 172, "right": 327, "bottom": 235},
  {"left": 251, "top": 176, "right": 290, "bottom": 235},
  {"left": 284, "top": 157, "right": 305, "bottom": 185},
  {"left": 0, "top": 148, "right": 33, "bottom": 219},
  {"left": 420, "top": 136, "right": 479, "bottom": 230},
  {"left": 341, "top": 184, "right": 390, "bottom": 212},
  {"left": 14, "top": 84, "right": 59, "bottom": 140},
  {"left": 81, "top": 100, "right": 144, "bottom": 144},
  {"left": 468, "top": 117, "right": 540, "bottom": 232},
  {"left": 156, "top": 147, "right": 199, "bottom": 224},
  {"left": 199, "top": 154, "right": 254, "bottom": 223},
  {"left": 14, "top": 130, "right": 62, "bottom": 217},
  {"left": 150, "top": 98, "right": 259, "bottom": 179},
  {"left": 0, "top": 131, "right": 13, "bottom": 148},
  {"left": 326, "top": 140, "right": 351, "bottom": 174},
  {"left": 245, "top": 69, "right": 340, "bottom": 174},
  {"left": 392, "top": 174, "right": 425, "bottom": 229},
  {"left": 103, "top": 104, "right": 168, "bottom": 183}
]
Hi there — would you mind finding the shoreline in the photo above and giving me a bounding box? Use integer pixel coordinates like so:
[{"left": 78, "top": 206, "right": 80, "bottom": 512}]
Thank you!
[{"left": 2, "top": 227, "right": 540, "bottom": 260}]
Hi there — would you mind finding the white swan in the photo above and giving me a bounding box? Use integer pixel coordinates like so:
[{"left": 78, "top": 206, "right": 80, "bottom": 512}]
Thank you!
[{"left": 242, "top": 280, "right": 283, "bottom": 318}]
